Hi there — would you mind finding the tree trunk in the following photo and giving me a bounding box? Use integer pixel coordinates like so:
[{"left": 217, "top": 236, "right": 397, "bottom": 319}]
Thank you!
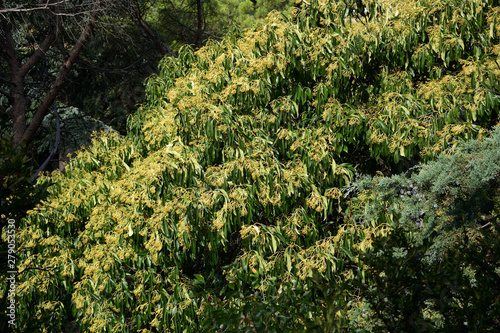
[{"left": 2, "top": 12, "right": 26, "bottom": 146}]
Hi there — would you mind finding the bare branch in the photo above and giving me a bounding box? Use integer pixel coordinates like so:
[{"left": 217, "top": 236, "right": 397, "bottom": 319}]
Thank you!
[
  {"left": 478, "top": 222, "right": 491, "bottom": 230},
  {"left": 130, "top": 1, "right": 171, "bottom": 56},
  {"left": 18, "top": 33, "right": 56, "bottom": 78},
  {"left": 0, "top": 0, "right": 98, "bottom": 20},
  {"left": 167, "top": 0, "right": 190, "bottom": 43},
  {"left": 0, "top": 1, "right": 70, "bottom": 15}
]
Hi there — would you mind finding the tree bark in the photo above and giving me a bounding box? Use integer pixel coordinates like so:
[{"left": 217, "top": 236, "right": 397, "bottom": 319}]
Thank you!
[{"left": 2, "top": 12, "right": 26, "bottom": 146}]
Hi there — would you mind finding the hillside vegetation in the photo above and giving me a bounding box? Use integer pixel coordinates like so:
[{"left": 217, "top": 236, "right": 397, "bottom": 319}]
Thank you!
[{"left": 5, "top": 0, "right": 500, "bottom": 331}]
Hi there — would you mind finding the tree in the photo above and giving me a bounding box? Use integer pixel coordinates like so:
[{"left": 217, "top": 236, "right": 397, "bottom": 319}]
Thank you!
[
  {"left": 8, "top": 0, "right": 500, "bottom": 332},
  {"left": 0, "top": 0, "right": 295, "bottom": 259},
  {"left": 56, "top": 0, "right": 298, "bottom": 151},
  {"left": 218, "top": 0, "right": 296, "bottom": 28},
  {"left": 345, "top": 128, "right": 500, "bottom": 331},
  {"left": 0, "top": 0, "right": 103, "bottom": 147}
]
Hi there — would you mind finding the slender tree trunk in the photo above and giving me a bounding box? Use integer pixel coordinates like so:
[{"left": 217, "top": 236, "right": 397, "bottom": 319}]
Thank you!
[
  {"left": 2, "top": 12, "right": 26, "bottom": 146},
  {"left": 10, "top": 75, "right": 26, "bottom": 147}
]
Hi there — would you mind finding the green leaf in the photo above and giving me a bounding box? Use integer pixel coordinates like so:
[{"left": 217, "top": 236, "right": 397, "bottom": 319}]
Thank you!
[
  {"left": 271, "top": 235, "right": 277, "bottom": 253},
  {"left": 193, "top": 274, "right": 205, "bottom": 284},
  {"left": 286, "top": 251, "right": 292, "bottom": 272}
]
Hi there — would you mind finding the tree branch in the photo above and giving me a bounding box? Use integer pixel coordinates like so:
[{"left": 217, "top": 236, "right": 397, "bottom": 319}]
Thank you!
[
  {"left": 1, "top": 3, "right": 27, "bottom": 146},
  {"left": 0, "top": 5, "right": 19, "bottom": 70},
  {"left": 31, "top": 105, "right": 61, "bottom": 182},
  {"left": 166, "top": 0, "right": 189, "bottom": 44},
  {"left": 21, "top": 6, "right": 100, "bottom": 145},
  {"left": 0, "top": 1, "right": 71, "bottom": 15},
  {"left": 130, "top": 1, "right": 171, "bottom": 56},
  {"left": 18, "top": 33, "right": 56, "bottom": 78}
]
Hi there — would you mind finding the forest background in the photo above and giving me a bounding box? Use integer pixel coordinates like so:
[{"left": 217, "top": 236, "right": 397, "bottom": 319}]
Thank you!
[{"left": 1, "top": 0, "right": 500, "bottom": 332}]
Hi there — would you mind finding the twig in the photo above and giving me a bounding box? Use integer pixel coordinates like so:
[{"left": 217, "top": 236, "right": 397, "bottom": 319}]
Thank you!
[{"left": 0, "top": 0, "right": 71, "bottom": 15}]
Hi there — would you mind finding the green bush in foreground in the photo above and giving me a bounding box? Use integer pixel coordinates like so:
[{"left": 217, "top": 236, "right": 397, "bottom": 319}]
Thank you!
[{"left": 3, "top": 0, "right": 500, "bottom": 331}]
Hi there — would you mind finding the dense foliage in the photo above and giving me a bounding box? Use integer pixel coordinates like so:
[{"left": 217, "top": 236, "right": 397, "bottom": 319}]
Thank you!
[
  {"left": 345, "top": 129, "right": 500, "bottom": 331},
  {"left": 3, "top": 0, "right": 500, "bottom": 331},
  {"left": 0, "top": 138, "right": 48, "bottom": 331}
]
